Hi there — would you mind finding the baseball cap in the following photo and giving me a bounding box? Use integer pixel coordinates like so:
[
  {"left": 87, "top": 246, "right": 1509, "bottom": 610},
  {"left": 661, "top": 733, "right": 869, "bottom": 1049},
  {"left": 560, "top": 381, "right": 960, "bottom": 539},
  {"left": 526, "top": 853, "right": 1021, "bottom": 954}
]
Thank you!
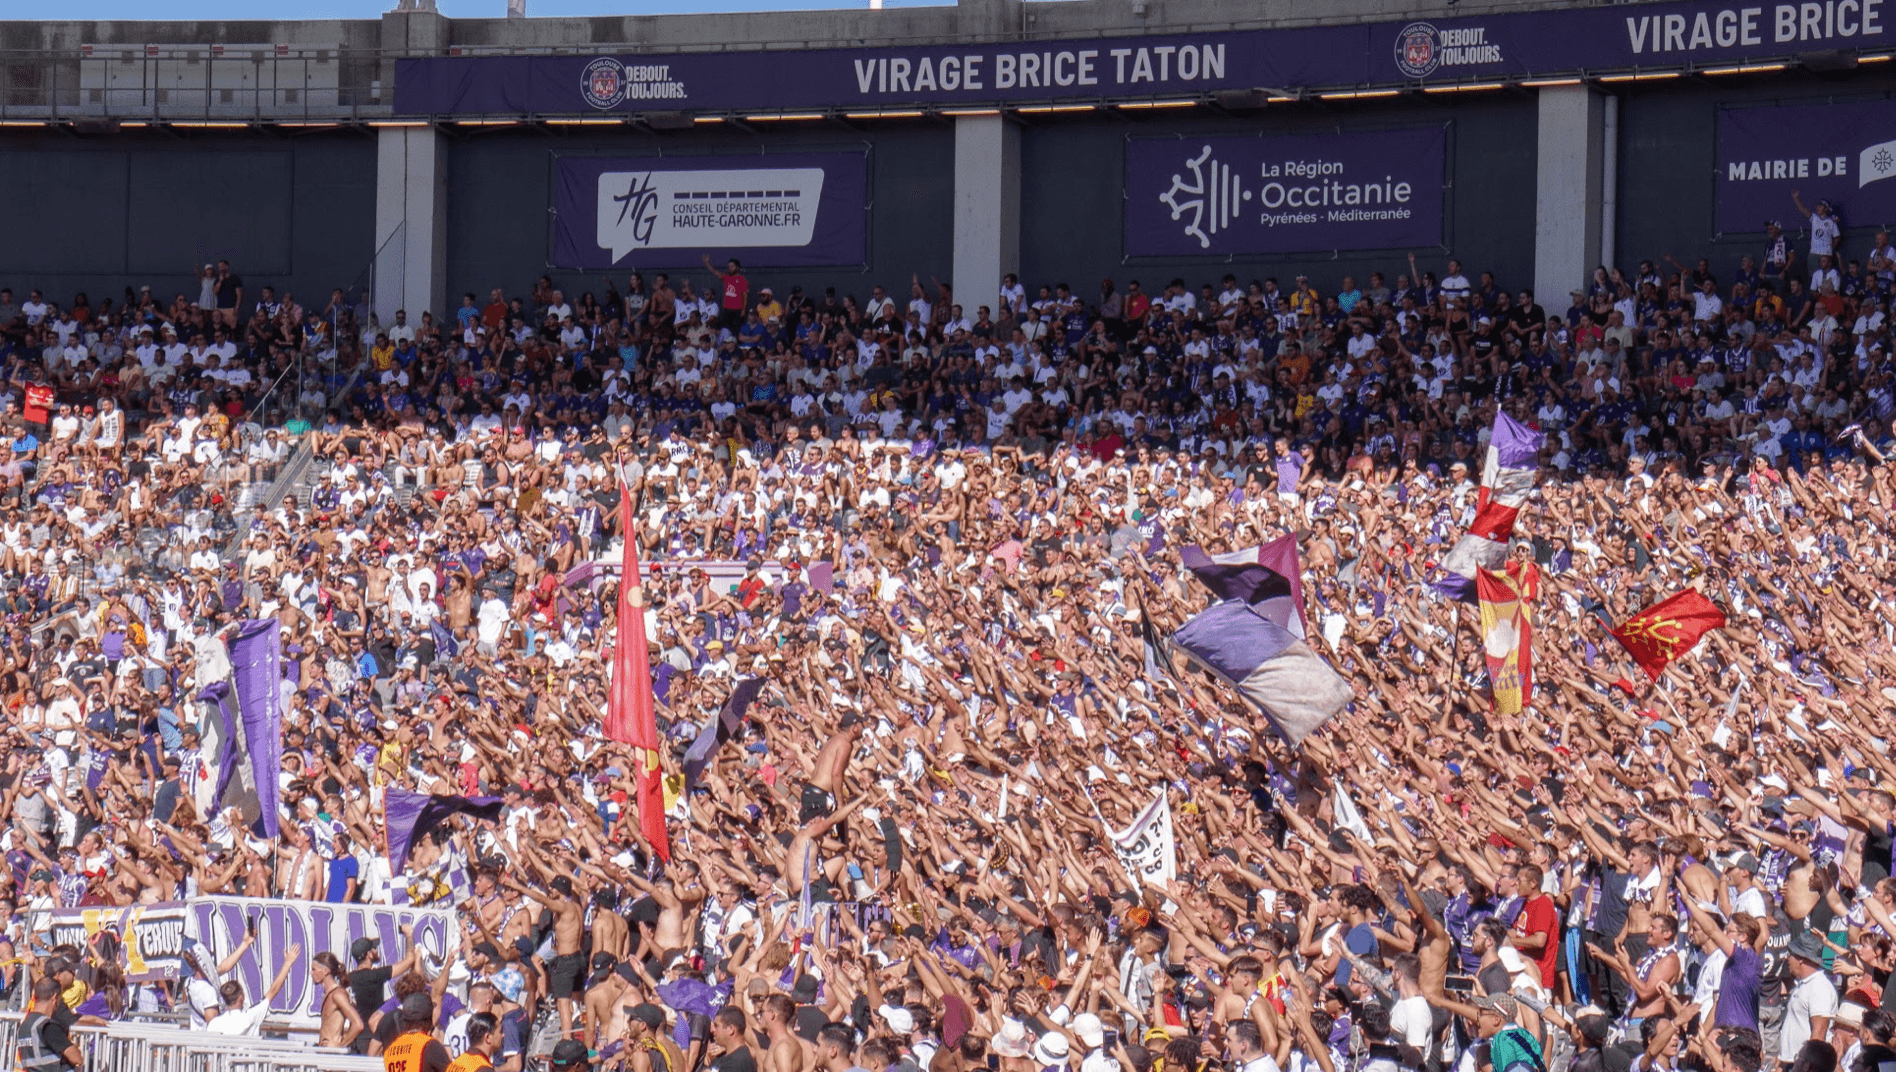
[
  {"left": 550, "top": 1039, "right": 592, "bottom": 1069},
  {"left": 349, "top": 937, "right": 379, "bottom": 961},
  {"left": 400, "top": 991, "right": 434, "bottom": 1022},
  {"left": 1470, "top": 993, "right": 1518, "bottom": 1018}
]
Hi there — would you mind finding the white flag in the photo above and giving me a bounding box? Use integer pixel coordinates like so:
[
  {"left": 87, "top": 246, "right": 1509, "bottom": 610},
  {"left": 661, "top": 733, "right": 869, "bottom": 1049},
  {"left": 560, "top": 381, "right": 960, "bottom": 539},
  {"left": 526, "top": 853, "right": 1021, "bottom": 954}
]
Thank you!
[
  {"left": 1107, "top": 790, "right": 1177, "bottom": 890},
  {"left": 1859, "top": 137, "right": 1896, "bottom": 188},
  {"left": 1332, "top": 782, "right": 1374, "bottom": 843}
]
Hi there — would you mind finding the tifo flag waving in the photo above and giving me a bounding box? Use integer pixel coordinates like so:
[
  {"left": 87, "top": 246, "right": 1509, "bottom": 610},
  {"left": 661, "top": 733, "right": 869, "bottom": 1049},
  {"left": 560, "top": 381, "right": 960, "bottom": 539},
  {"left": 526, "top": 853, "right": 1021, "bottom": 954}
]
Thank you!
[
  {"left": 383, "top": 790, "right": 505, "bottom": 875},
  {"left": 1178, "top": 533, "right": 1307, "bottom": 637},
  {"left": 1477, "top": 562, "right": 1538, "bottom": 715},
  {"left": 608, "top": 486, "right": 670, "bottom": 861},
  {"left": 1434, "top": 413, "right": 1543, "bottom": 602},
  {"left": 1169, "top": 599, "right": 1352, "bottom": 747},
  {"left": 1609, "top": 589, "right": 1728, "bottom": 681},
  {"left": 1105, "top": 790, "right": 1177, "bottom": 891}
]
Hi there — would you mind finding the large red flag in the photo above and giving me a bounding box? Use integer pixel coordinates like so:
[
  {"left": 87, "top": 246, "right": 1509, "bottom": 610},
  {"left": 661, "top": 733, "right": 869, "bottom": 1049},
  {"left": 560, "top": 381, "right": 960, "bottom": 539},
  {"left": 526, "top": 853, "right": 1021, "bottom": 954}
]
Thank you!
[
  {"left": 608, "top": 486, "right": 670, "bottom": 861},
  {"left": 1476, "top": 562, "right": 1537, "bottom": 715},
  {"left": 1609, "top": 589, "right": 1727, "bottom": 681}
]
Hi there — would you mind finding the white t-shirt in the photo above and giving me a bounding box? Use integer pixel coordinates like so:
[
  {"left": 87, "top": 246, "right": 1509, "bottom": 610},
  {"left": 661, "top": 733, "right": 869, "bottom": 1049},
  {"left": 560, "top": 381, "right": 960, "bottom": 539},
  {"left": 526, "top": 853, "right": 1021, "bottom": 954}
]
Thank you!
[
  {"left": 1809, "top": 212, "right": 1841, "bottom": 257},
  {"left": 206, "top": 1001, "right": 272, "bottom": 1035},
  {"left": 1390, "top": 994, "right": 1434, "bottom": 1050},
  {"left": 186, "top": 977, "right": 222, "bottom": 1029},
  {"left": 1782, "top": 971, "right": 1839, "bottom": 1062}
]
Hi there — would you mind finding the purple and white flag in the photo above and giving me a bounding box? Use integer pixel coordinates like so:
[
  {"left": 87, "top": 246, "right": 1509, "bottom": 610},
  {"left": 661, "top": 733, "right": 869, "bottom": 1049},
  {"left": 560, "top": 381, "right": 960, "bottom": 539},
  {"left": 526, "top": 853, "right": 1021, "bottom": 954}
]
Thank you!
[
  {"left": 1432, "top": 413, "right": 1543, "bottom": 602},
  {"left": 1178, "top": 533, "right": 1306, "bottom": 637},
  {"left": 1169, "top": 599, "right": 1351, "bottom": 747}
]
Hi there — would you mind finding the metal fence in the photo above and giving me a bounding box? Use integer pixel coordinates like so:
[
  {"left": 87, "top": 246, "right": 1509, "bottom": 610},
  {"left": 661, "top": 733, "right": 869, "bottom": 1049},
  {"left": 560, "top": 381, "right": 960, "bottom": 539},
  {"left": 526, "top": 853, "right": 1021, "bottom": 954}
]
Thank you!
[{"left": 0, "top": 1016, "right": 385, "bottom": 1072}]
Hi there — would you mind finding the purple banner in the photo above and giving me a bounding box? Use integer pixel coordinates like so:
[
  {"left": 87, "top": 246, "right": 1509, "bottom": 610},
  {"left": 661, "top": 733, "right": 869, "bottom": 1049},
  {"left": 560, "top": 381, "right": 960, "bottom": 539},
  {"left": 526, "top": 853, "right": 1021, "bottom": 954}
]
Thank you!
[
  {"left": 198, "top": 680, "right": 242, "bottom": 815},
  {"left": 396, "top": 1, "right": 1894, "bottom": 115},
  {"left": 551, "top": 152, "right": 867, "bottom": 269},
  {"left": 1125, "top": 128, "right": 1445, "bottom": 257},
  {"left": 1718, "top": 100, "right": 1896, "bottom": 235},
  {"left": 229, "top": 619, "right": 283, "bottom": 839}
]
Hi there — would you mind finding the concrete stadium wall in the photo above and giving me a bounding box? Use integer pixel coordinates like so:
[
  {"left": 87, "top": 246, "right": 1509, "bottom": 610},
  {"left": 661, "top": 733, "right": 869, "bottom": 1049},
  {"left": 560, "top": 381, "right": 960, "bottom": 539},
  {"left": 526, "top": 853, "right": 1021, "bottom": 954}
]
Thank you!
[{"left": 0, "top": 129, "right": 377, "bottom": 310}]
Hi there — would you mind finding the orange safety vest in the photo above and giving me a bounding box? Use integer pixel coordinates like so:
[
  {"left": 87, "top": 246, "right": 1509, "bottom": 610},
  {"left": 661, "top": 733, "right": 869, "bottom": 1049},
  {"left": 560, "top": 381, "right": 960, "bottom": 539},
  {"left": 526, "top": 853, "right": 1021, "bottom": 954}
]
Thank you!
[
  {"left": 383, "top": 1030, "right": 439, "bottom": 1072},
  {"left": 446, "top": 1054, "right": 495, "bottom": 1072}
]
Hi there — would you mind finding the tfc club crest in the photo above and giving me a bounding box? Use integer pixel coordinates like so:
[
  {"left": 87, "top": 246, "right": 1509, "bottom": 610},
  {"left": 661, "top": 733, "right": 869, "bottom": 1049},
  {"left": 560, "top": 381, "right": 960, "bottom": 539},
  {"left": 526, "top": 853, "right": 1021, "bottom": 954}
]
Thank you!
[
  {"left": 582, "top": 57, "right": 627, "bottom": 109},
  {"left": 1394, "top": 22, "right": 1440, "bottom": 79}
]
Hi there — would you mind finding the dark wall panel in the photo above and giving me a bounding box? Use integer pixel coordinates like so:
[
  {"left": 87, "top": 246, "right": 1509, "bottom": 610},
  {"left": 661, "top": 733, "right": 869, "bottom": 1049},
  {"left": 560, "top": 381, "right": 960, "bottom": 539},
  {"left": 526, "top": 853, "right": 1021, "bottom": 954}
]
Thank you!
[
  {"left": 1614, "top": 69, "right": 1896, "bottom": 280},
  {"left": 0, "top": 131, "right": 375, "bottom": 316},
  {"left": 1019, "top": 96, "right": 1540, "bottom": 300},
  {"left": 0, "top": 150, "right": 129, "bottom": 276},
  {"left": 444, "top": 124, "right": 955, "bottom": 312},
  {"left": 127, "top": 150, "right": 296, "bottom": 276}
]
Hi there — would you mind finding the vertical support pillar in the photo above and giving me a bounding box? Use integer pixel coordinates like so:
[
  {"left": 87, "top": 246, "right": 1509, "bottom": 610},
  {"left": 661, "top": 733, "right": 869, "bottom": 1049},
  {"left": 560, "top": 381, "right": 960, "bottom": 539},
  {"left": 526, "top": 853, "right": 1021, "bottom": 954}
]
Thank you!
[
  {"left": 952, "top": 113, "right": 1020, "bottom": 320},
  {"left": 372, "top": 124, "right": 448, "bottom": 327},
  {"left": 1533, "top": 84, "right": 1605, "bottom": 306}
]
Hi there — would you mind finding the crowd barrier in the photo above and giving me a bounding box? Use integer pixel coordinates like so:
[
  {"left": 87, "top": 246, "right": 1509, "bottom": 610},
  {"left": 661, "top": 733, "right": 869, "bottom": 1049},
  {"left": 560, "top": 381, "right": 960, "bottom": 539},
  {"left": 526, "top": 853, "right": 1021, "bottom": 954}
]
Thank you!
[{"left": 0, "top": 1016, "right": 385, "bottom": 1072}]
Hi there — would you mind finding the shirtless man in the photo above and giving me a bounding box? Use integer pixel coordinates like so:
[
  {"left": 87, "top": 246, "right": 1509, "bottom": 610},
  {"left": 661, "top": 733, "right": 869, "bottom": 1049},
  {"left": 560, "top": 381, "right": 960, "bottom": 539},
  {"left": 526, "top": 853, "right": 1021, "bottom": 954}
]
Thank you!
[
  {"left": 785, "top": 796, "right": 868, "bottom": 900},
  {"left": 583, "top": 954, "right": 634, "bottom": 1054},
  {"left": 1587, "top": 913, "right": 1683, "bottom": 1026},
  {"left": 762, "top": 994, "right": 812, "bottom": 1072},
  {"left": 592, "top": 889, "right": 632, "bottom": 962},
  {"left": 310, "top": 951, "right": 364, "bottom": 1048},
  {"left": 801, "top": 718, "right": 862, "bottom": 823},
  {"left": 503, "top": 871, "right": 584, "bottom": 1040},
  {"left": 622, "top": 1003, "right": 685, "bottom": 1072},
  {"left": 619, "top": 868, "right": 704, "bottom": 967}
]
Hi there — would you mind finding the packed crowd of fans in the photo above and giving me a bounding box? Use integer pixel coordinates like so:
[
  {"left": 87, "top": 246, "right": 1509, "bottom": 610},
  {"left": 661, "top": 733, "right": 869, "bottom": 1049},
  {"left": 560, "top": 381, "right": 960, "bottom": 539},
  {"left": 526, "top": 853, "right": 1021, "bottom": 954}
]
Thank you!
[{"left": 0, "top": 211, "right": 1894, "bottom": 1072}]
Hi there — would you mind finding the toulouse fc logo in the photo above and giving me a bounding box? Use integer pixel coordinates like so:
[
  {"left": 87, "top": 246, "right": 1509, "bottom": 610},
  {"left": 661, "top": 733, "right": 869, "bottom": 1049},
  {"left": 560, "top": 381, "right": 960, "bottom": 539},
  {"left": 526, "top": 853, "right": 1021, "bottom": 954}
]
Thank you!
[
  {"left": 582, "top": 57, "right": 627, "bottom": 109},
  {"left": 1395, "top": 22, "right": 1441, "bottom": 78}
]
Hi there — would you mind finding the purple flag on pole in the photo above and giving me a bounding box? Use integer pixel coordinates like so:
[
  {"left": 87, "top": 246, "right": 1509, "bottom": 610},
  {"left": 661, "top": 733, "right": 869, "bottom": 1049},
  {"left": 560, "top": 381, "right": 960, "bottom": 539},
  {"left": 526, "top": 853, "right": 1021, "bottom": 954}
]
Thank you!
[
  {"left": 1178, "top": 533, "right": 1306, "bottom": 637},
  {"left": 228, "top": 619, "right": 284, "bottom": 839},
  {"left": 383, "top": 790, "right": 505, "bottom": 875},
  {"left": 197, "top": 681, "right": 243, "bottom": 814}
]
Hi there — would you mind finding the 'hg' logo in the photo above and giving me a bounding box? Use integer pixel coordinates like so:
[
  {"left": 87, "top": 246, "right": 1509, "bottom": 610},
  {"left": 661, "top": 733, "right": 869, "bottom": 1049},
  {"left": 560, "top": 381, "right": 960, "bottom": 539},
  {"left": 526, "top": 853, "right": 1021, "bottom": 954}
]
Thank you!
[
  {"left": 611, "top": 173, "right": 661, "bottom": 248},
  {"left": 1395, "top": 22, "right": 1440, "bottom": 78},
  {"left": 582, "top": 57, "right": 627, "bottom": 109},
  {"left": 1160, "top": 145, "right": 1249, "bottom": 250}
]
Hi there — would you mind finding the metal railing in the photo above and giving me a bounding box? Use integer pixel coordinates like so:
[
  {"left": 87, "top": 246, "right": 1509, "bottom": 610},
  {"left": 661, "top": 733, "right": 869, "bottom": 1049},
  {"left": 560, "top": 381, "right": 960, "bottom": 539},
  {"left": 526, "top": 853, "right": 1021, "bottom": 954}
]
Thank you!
[
  {"left": 0, "top": 46, "right": 395, "bottom": 124},
  {"left": 0, "top": 1016, "right": 385, "bottom": 1072}
]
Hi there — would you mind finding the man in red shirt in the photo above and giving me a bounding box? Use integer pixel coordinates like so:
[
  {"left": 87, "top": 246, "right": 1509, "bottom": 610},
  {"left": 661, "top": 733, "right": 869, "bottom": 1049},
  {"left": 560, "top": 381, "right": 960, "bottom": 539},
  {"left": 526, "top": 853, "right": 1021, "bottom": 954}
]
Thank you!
[
  {"left": 702, "top": 254, "right": 749, "bottom": 332},
  {"left": 22, "top": 376, "right": 53, "bottom": 430},
  {"left": 1124, "top": 279, "right": 1152, "bottom": 329},
  {"left": 1510, "top": 862, "right": 1560, "bottom": 990},
  {"left": 481, "top": 288, "right": 509, "bottom": 331}
]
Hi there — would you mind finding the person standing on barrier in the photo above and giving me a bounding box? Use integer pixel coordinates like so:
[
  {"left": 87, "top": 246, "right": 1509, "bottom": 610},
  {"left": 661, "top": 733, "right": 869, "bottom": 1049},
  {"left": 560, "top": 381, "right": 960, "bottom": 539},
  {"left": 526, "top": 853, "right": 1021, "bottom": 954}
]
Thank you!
[
  {"left": 446, "top": 1011, "right": 499, "bottom": 1072},
  {"left": 206, "top": 943, "right": 302, "bottom": 1036},
  {"left": 16, "top": 977, "right": 80, "bottom": 1072},
  {"left": 385, "top": 991, "right": 454, "bottom": 1072}
]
